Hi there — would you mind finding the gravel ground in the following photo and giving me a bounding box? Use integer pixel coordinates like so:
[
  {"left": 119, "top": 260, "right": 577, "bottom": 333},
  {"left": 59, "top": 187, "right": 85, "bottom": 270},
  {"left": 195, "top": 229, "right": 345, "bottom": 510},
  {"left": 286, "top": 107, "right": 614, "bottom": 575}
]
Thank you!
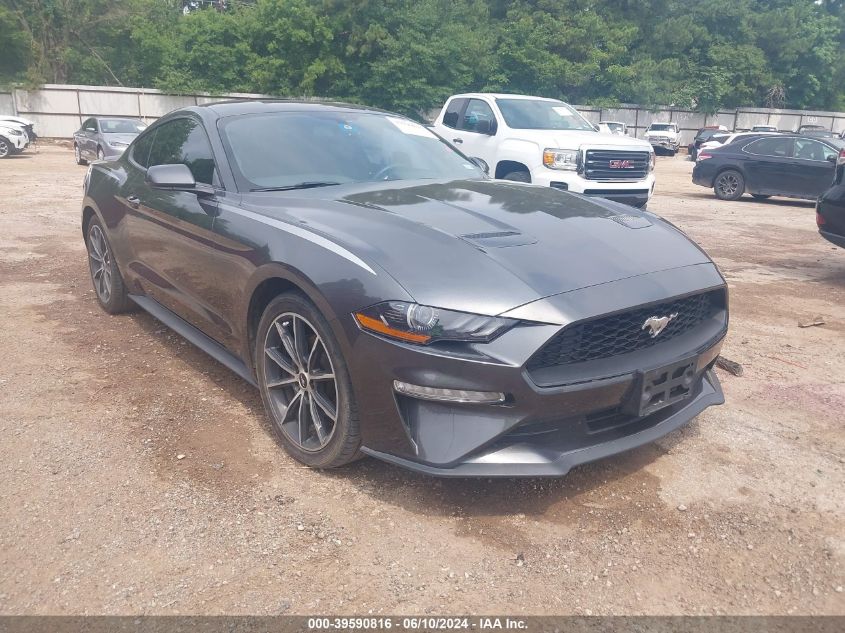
[{"left": 0, "top": 146, "right": 843, "bottom": 616}]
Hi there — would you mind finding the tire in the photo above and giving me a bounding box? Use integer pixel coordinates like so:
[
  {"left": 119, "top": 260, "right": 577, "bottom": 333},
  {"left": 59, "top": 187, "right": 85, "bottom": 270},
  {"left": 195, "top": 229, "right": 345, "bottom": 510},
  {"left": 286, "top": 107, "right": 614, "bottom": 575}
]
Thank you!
[
  {"left": 85, "top": 217, "right": 134, "bottom": 314},
  {"left": 0, "top": 137, "right": 10, "bottom": 159},
  {"left": 751, "top": 194, "right": 771, "bottom": 200},
  {"left": 97, "top": 146, "right": 105, "bottom": 161},
  {"left": 74, "top": 143, "right": 88, "bottom": 166},
  {"left": 714, "top": 169, "right": 745, "bottom": 201},
  {"left": 502, "top": 170, "right": 531, "bottom": 183},
  {"left": 255, "top": 293, "right": 361, "bottom": 469}
]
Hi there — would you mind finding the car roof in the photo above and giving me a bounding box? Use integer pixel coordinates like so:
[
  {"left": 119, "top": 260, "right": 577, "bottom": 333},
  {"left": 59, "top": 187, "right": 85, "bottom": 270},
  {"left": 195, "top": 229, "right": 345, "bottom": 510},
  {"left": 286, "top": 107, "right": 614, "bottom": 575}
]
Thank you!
[
  {"left": 189, "top": 99, "right": 396, "bottom": 118},
  {"left": 450, "top": 93, "right": 565, "bottom": 102}
]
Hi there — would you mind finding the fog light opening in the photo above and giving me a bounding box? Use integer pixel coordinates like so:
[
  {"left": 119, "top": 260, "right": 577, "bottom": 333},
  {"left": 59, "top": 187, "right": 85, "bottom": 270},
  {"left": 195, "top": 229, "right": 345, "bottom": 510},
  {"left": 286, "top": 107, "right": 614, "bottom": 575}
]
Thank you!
[{"left": 393, "top": 381, "right": 505, "bottom": 404}]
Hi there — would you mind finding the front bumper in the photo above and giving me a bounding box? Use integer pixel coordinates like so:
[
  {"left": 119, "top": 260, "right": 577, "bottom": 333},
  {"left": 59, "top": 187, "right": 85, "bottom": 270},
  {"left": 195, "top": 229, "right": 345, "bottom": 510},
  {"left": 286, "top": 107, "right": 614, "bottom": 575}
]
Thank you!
[
  {"left": 364, "top": 368, "right": 723, "bottom": 477},
  {"left": 346, "top": 264, "right": 727, "bottom": 477},
  {"left": 532, "top": 170, "right": 655, "bottom": 206}
]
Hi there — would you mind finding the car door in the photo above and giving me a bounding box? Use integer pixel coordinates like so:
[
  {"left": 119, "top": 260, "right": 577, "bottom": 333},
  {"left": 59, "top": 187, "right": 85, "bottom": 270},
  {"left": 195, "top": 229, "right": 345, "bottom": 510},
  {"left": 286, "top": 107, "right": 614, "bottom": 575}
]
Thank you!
[
  {"left": 740, "top": 136, "right": 794, "bottom": 194},
  {"left": 436, "top": 97, "right": 468, "bottom": 148},
  {"left": 79, "top": 118, "right": 96, "bottom": 158},
  {"left": 791, "top": 138, "right": 838, "bottom": 198},
  {"left": 119, "top": 116, "right": 232, "bottom": 345},
  {"left": 452, "top": 98, "right": 499, "bottom": 167}
]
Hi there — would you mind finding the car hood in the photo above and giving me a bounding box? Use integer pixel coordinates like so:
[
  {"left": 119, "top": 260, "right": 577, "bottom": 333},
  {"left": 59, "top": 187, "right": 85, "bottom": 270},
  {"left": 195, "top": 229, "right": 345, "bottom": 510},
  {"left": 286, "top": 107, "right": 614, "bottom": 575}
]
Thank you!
[
  {"left": 241, "top": 179, "right": 712, "bottom": 316},
  {"left": 505, "top": 128, "right": 652, "bottom": 151}
]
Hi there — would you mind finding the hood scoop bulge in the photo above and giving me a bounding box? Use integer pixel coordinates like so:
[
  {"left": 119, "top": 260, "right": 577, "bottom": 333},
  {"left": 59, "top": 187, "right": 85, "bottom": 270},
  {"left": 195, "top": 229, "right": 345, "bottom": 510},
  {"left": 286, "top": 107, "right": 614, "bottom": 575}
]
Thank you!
[
  {"left": 610, "top": 214, "right": 653, "bottom": 229},
  {"left": 459, "top": 230, "right": 538, "bottom": 249}
]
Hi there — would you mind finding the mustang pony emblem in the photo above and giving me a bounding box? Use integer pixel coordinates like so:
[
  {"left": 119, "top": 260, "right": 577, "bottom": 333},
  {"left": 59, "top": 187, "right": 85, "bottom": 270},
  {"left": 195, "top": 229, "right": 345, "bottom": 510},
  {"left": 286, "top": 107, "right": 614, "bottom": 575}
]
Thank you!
[{"left": 642, "top": 313, "right": 678, "bottom": 338}]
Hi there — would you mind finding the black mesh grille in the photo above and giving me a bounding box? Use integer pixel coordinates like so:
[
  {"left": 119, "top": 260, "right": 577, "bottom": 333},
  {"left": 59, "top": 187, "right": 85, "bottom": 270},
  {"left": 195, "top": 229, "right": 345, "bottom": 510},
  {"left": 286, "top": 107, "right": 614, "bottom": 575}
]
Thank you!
[
  {"left": 528, "top": 290, "right": 724, "bottom": 370},
  {"left": 584, "top": 149, "right": 650, "bottom": 181}
]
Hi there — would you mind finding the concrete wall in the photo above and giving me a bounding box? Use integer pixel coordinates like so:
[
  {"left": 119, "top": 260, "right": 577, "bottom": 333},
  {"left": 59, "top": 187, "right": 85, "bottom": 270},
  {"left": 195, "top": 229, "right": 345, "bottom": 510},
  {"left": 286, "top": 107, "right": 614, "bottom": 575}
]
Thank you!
[
  {"left": 2, "top": 83, "right": 845, "bottom": 142},
  {"left": 0, "top": 84, "right": 273, "bottom": 138}
]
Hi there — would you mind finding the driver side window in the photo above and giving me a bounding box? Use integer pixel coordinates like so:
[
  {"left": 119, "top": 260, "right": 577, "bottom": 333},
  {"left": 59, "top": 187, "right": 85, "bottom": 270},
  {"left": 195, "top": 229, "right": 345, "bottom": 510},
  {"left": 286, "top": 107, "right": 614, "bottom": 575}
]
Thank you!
[
  {"left": 147, "top": 118, "right": 219, "bottom": 186},
  {"left": 458, "top": 99, "right": 496, "bottom": 134}
]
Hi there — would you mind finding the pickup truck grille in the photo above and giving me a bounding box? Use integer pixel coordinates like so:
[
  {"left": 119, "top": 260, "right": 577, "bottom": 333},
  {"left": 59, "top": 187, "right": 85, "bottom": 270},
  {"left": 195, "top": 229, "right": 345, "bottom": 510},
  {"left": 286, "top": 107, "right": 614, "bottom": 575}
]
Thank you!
[
  {"left": 583, "top": 150, "right": 650, "bottom": 181},
  {"left": 527, "top": 289, "right": 725, "bottom": 370}
]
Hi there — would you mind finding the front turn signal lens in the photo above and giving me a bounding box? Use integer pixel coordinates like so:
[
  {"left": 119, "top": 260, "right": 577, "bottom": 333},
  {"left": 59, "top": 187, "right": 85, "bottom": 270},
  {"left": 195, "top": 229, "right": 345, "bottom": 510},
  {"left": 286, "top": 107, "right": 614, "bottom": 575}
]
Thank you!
[{"left": 354, "top": 301, "right": 517, "bottom": 345}]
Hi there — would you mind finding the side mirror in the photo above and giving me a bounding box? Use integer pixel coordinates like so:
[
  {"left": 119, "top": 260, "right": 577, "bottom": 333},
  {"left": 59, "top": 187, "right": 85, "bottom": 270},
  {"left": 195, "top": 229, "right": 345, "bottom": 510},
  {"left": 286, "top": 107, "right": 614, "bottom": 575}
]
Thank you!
[
  {"left": 475, "top": 119, "right": 494, "bottom": 135},
  {"left": 146, "top": 164, "right": 214, "bottom": 195},
  {"left": 470, "top": 157, "right": 489, "bottom": 174},
  {"left": 826, "top": 154, "right": 837, "bottom": 163}
]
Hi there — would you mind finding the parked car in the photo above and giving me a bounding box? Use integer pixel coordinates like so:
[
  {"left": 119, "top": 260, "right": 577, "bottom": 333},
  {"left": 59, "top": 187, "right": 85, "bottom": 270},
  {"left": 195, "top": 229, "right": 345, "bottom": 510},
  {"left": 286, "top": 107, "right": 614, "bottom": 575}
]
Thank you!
[
  {"left": 644, "top": 122, "right": 681, "bottom": 155},
  {"left": 81, "top": 100, "right": 728, "bottom": 476},
  {"left": 697, "top": 131, "right": 779, "bottom": 155},
  {"left": 0, "top": 115, "right": 37, "bottom": 145},
  {"left": 432, "top": 93, "right": 655, "bottom": 208},
  {"left": 74, "top": 117, "right": 147, "bottom": 164},
  {"left": 751, "top": 124, "right": 778, "bottom": 133},
  {"left": 798, "top": 124, "right": 827, "bottom": 134},
  {"left": 0, "top": 119, "right": 29, "bottom": 158},
  {"left": 803, "top": 129, "right": 836, "bottom": 139},
  {"left": 597, "top": 121, "right": 628, "bottom": 135},
  {"left": 816, "top": 148, "right": 845, "bottom": 248},
  {"left": 692, "top": 134, "right": 845, "bottom": 201},
  {"left": 688, "top": 127, "right": 728, "bottom": 160}
]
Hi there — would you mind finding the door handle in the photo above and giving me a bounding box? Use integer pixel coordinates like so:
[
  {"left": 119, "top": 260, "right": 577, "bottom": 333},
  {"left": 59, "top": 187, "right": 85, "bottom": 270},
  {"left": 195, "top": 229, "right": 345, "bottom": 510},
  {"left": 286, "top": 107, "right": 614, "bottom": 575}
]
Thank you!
[
  {"left": 126, "top": 195, "right": 140, "bottom": 209},
  {"left": 452, "top": 138, "right": 463, "bottom": 144}
]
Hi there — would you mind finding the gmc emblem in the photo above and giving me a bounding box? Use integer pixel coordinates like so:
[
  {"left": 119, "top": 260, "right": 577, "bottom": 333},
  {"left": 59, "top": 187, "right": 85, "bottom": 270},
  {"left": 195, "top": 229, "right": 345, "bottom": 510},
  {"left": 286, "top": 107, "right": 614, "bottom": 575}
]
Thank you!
[{"left": 609, "top": 159, "right": 633, "bottom": 169}]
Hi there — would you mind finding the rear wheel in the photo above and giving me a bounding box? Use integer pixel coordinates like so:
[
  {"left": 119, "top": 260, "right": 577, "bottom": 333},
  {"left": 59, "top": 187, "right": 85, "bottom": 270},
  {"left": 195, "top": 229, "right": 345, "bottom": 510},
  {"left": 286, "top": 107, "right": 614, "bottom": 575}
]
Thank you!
[
  {"left": 714, "top": 169, "right": 745, "bottom": 201},
  {"left": 502, "top": 170, "right": 531, "bottom": 183},
  {"left": 85, "top": 217, "right": 134, "bottom": 314},
  {"left": 256, "top": 293, "right": 361, "bottom": 468}
]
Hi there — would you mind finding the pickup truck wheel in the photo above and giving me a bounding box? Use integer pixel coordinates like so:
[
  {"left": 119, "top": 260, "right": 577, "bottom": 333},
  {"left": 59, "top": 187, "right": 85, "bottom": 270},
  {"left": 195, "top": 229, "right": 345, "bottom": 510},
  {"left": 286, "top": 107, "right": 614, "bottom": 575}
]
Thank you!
[
  {"left": 714, "top": 170, "right": 745, "bottom": 201},
  {"left": 502, "top": 170, "right": 531, "bottom": 183}
]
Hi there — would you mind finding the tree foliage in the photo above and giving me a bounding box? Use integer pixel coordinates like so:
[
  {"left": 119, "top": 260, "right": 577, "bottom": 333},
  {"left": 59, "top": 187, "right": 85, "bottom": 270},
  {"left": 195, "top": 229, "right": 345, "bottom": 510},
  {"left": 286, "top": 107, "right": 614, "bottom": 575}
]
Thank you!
[{"left": 1, "top": 0, "right": 843, "bottom": 115}]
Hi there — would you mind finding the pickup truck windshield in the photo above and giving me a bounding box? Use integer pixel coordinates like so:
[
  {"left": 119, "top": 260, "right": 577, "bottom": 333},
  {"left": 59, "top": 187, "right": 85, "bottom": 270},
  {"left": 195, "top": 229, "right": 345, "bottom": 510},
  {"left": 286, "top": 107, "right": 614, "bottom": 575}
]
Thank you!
[
  {"left": 495, "top": 99, "right": 595, "bottom": 131},
  {"left": 220, "top": 111, "right": 485, "bottom": 190}
]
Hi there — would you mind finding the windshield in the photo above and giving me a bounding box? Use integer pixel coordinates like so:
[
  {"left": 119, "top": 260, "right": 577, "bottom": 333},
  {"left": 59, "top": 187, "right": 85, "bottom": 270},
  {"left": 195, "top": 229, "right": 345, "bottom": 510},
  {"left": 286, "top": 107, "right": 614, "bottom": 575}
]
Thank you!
[
  {"left": 100, "top": 118, "right": 146, "bottom": 134},
  {"left": 648, "top": 124, "right": 675, "bottom": 132},
  {"left": 696, "top": 129, "right": 720, "bottom": 141},
  {"left": 495, "top": 99, "right": 595, "bottom": 131},
  {"left": 219, "top": 111, "right": 485, "bottom": 190},
  {"left": 604, "top": 122, "right": 624, "bottom": 132}
]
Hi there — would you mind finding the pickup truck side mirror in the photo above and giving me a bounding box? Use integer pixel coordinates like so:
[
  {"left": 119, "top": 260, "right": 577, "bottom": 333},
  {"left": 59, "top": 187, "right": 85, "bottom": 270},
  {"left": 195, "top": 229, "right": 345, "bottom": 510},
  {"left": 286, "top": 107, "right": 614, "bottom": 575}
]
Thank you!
[{"left": 475, "top": 119, "right": 495, "bottom": 135}]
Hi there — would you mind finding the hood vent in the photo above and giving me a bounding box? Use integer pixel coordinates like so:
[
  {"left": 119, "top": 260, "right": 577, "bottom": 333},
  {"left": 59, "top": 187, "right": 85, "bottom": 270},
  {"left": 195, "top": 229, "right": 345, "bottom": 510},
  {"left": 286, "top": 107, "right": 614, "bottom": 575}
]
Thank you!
[
  {"left": 610, "top": 214, "right": 652, "bottom": 229},
  {"left": 459, "top": 230, "right": 538, "bottom": 249}
]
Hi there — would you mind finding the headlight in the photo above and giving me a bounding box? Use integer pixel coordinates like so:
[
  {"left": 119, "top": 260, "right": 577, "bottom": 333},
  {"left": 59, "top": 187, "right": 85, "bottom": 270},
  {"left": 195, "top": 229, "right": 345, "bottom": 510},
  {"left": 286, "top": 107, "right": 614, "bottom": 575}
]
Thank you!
[
  {"left": 543, "top": 148, "right": 580, "bottom": 171},
  {"left": 354, "top": 301, "right": 517, "bottom": 345},
  {"left": 7, "top": 129, "right": 22, "bottom": 136},
  {"left": 108, "top": 141, "right": 128, "bottom": 148}
]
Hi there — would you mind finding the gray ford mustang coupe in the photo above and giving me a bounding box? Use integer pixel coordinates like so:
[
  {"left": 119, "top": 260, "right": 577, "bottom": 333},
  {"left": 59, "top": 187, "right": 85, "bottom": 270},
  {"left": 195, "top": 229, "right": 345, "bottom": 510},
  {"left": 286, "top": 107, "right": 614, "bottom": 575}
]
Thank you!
[{"left": 81, "top": 100, "right": 728, "bottom": 477}]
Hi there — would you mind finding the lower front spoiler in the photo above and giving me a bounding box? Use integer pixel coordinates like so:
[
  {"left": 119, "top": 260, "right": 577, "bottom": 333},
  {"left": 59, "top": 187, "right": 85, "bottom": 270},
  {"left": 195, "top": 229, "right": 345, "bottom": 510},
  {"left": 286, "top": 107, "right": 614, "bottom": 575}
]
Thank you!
[{"left": 362, "top": 369, "right": 724, "bottom": 478}]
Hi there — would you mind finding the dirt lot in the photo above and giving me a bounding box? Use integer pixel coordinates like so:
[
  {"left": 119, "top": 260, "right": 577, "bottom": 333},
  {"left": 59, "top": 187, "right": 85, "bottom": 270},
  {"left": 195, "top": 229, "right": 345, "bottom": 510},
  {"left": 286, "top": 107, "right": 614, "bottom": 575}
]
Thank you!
[{"left": 1, "top": 146, "right": 843, "bottom": 616}]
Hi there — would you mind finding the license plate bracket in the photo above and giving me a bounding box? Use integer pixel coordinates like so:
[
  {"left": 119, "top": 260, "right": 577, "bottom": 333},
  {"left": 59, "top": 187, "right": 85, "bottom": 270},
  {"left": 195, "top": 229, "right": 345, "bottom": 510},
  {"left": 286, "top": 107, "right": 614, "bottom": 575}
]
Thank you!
[{"left": 637, "top": 357, "right": 696, "bottom": 417}]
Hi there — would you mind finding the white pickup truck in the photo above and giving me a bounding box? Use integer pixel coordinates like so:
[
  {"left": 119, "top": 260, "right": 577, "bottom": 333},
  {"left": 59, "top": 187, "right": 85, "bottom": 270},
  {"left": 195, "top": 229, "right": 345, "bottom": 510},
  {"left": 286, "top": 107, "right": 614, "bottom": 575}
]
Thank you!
[
  {"left": 432, "top": 93, "right": 655, "bottom": 208},
  {"left": 644, "top": 122, "right": 681, "bottom": 155}
]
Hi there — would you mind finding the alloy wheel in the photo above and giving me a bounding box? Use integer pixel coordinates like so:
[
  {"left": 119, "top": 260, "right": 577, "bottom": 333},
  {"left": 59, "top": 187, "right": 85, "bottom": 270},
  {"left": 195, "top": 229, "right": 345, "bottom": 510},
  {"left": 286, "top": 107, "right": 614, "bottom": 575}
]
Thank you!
[
  {"left": 97, "top": 147, "right": 105, "bottom": 161},
  {"left": 75, "top": 145, "right": 81, "bottom": 163},
  {"left": 87, "top": 225, "right": 113, "bottom": 303},
  {"left": 716, "top": 173, "right": 740, "bottom": 197},
  {"left": 263, "top": 312, "right": 339, "bottom": 452},
  {"left": 0, "top": 139, "right": 9, "bottom": 158}
]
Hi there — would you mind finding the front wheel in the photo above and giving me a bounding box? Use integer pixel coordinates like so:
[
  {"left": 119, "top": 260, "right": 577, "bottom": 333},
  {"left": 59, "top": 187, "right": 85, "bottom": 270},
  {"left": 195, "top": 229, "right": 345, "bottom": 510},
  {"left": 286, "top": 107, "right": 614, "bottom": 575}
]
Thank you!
[
  {"left": 74, "top": 144, "right": 87, "bottom": 165},
  {"left": 0, "top": 137, "right": 11, "bottom": 159},
  {"left": 714, "top": 169, "right": 745, "bottom": 201},
  {"left": 256, "top": 293, "right": 361, "bottom": 468},
  {"left": 502, "top": 170, "right": 531, "bottom": 183},
  {"left": 97, "top": 146, "right": 105, "bottom": 161}
]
